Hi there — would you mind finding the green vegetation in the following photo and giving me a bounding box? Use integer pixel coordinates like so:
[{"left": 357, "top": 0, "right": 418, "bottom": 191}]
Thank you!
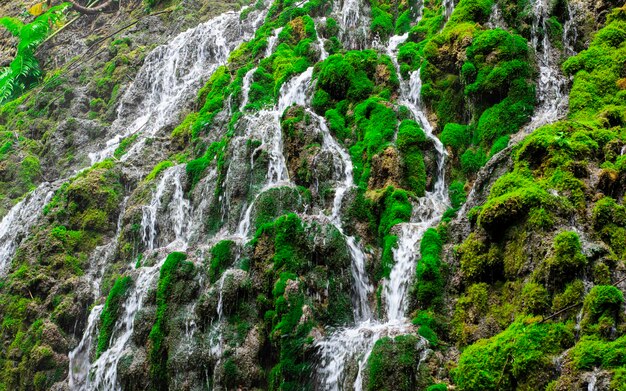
[
  {"left": 453, "top": 319, "right": 573, "bottom": 390},
  {"left": 366, "top": 335, "right": 431, "bottom": 390},
  {"left": 0, "top": 4, "right": 71, "bottom": 103},
  {"left": 209, "top": 240, "right": 236, "bottom": 283},
  {"left": 0, "top": 160, "right": 124, "bottom": 389},
  {"left": 148, "top": 252, "right": 195, "bottom": 389},
  {"left": 96, "top": 276, "right": 133, "bottom": 356}
]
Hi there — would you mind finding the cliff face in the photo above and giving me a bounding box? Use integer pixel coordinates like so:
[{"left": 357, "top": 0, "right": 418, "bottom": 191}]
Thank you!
[{"left": 0, "top": 0, "right": 624, "bottom": 390}]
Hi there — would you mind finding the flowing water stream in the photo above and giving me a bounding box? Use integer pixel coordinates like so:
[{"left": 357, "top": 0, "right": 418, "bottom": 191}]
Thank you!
[
  {"left": 0, "top": 183, "right": 55, "bottom": 274},
  {"left": 316, "top": 21, "right": 449, "bottom": 388},
  {"left": 67, "top": 4, "right": 270, "bottom": 389},
  {"left": 88, "top": 4, "right": 268, "bottom": 164},
  {"left": 516, "top": 0, "right": 576, "bottom": 137}
]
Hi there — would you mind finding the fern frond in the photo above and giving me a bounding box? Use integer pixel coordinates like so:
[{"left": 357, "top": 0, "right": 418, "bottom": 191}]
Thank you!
[
  {"left": 0, "top": 4, "right": 70, "bottom": 105},
  {"left": 0, "top": 17, "right": 24, "bottom": 37}
]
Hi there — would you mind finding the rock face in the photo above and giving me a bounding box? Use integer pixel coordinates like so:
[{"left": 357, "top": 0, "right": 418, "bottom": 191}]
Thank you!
[{"left": 0, "top": 0, "right": 625, "bottom": 390}]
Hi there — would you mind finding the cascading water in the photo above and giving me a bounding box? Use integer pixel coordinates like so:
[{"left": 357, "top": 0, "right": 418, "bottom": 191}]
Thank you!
[
  {"left": 66, "top": 6, "right": 272, "bottom": 389},
  {"left": 332, "top": 0, "right": 371, "bottom": 49},
  {"left": 0, "top": 182, "right": 55, "bottom": 274},
  {"left": 487, "top": 2, "right": 506, "bottom": 29},
  {"left": 234, "top": 30, "right": 330, "bottom": 239},
  {"left": 266, "top": 27, "right": 283, "bottom": 58},
  {"left": 316, "top": 29, "right": 448, "bottom": 389},
  {"left": 519, "top": 0, "right": 576, "bottom": 135},
  {"left": 68, "top": 196, "right": 130, "bottom": 388},
  {"left": 88, "top": 254, "right": 170, "bottom": 390},
  {"left": 68, "top": 304, "right": 104, "bottom": 389},
  {"left": 141, "top": 165, "right": 192, "bottom": 251},
  {"left": 88, "top": 4, "right": 269, "bottom": 164},
  {"left": 240, "top": 67, "right": 257, "bottom": 110},
  {"left": 442, "top": 0, "right": 456, "bottom": 20}
]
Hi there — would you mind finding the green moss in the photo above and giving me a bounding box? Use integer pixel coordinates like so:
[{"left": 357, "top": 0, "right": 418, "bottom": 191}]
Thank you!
[
  {"left": 397, "top": 120, "right": 427, "bottom": 196},
  {"left": 458, "top": 233, "right": 502, "bottom": 282},
  {"left": 543, "top": 231, "right": 587, "bottom": 287},
  {"left": 96, "top": 276, "right": 133, "bottom": 357},
  {"left": 145, "top": 161, "right": 175, "bottom": 182},
  {"left": 415, "top": 228, "right": 444, "bottom": 309},
  {"left": 113, "top": 134, "right": 139, "bottom": 159},
  {"left": 453, "top": 319, "right": 573, "bottom": 390},
  {"left": 440, "top": 123, "right": 470, "bottom": 150},
  {"left": 520, "top": 282, "right": 549, "bottom": 315},
  {"left": 148, "top": 252, "right": 195, "bottom": 389},
  {"left": 448, "top": 180, "right": 467, "bottom": 209},
  {"left": 570, "top": 333, "right": 626, "bottom": 373},
  {"left": 366, "top": 335, "right": 430, "bottom": 390},
  {"left": 209, "top": 240, "right": 236, "bottom": 283},
  {"left": 583, "top": 285, "right": 623, "bottom": 326}
]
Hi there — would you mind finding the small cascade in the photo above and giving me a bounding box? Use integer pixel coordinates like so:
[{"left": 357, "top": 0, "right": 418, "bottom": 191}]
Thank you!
[
  {"left": 67, "top": 197, "right": 129, "bottom": 388},
  {"left": 240, "top": 67, "right": 257, "bottom": 110},
  {"left": 518, "top": 0, "right": 575, "bottom": 136},
  {"left": 442, "top": 0, "right": 456, "bottom": 20},
  {"left": 141, "top": 165, "right": 191, "bottom": 251},
  {"left": 487, "top": 2, "right": 506, "bottom": 29},
  {"left": 332, "top": 0, "right": 371, "bottom": 49},
  {"left": 68, "top": 304, "right": 104, "bottom": 390},
  {"left": 316, "top": 19, "right": 329, "bottom": 60},
  {"left": 88, "top": 255, "right": 170, "bottom": 390},
  {"left": 306, "top": 110, "right": 373, "bottom": 321},
  {"left": 88, "top": 4, "right": 269, "bottom": 164},
  {"left": 588, "top": 368, "right": 599, "bottom": 391},
  {"left": 316, "top": 30, "right": 448, "bottom": 389},
  {"left": 0, "top": 182, "right": 55, "bottom": 275},
  {"left": 563, "top": 1, "right": 578, "bottom": 56},
  {"left": 86, "top": 196, "right": 129, "bottom": 297},
  {"left": 265, "top": 27, "right": 283, "bottom": 58},
  {"left": 69, "top": 166, "right": 192, "bottom": 390}
]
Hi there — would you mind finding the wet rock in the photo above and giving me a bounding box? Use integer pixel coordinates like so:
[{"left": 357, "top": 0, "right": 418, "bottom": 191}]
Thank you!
[
  {"left": 368, "top": 147, "right": 403, "bottom": 190},
  {"left": 118, "top": 347, "right": 150, "bottom": 391}
]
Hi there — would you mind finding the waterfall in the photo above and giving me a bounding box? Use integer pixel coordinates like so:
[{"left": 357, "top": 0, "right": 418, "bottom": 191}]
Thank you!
[
  {"left": 0, "top": 182, "right": 55, "bottom": 275},
  {"left": 66, "top": 5, "right": 269, "bottom": 383},
  {"left": 88, "top": 255, "right": 169, "bottom": 390},
  {"left": 487, "top": 3, "right": 506, "bottom": 29},
  {"left": 88, "top": 4, "right": 269, "bottom": 164},
  {"left": 316, "top": 28, "right": 448, "bottom": 389},
  {"left": 68, "top": 304, "right": 104, "bottom": 389},
  {"left": 266, "top": 27, "right": 283, "bottom": 57},
  {"left": 442, "top": 0, "right": 456, "bottom": 20},
  {"left": 141, "top": 165, "right": 192, "bottom": 251},
  {"left": 332, "top": 0, "right": 371, "bottom": 49},
  {"left": 233, "top": 61, "right": 325, "bottom": 239},
  {"left": 518, "top": 0, "right": 575, "bottom": 136},
  {"left": 304, "top": 109, "right": 373, "bottom": 321},
  {"left": 240, "top": 67, "right": 257, "bottom": 111}
]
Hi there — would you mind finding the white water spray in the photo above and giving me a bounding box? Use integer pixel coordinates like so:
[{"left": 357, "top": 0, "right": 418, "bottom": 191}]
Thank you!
[{"left": 0, "top": 183, "right": 55, "bottom": 275}]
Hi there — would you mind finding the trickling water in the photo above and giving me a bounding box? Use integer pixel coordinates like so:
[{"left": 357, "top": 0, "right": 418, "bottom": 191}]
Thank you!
[
  {"left": 519, "top": 0, "right": 574, "bottom": 135},
  {"left": 87, "top": 196, "right": 130, "bottom": 297},
  {"left": 487, "top": 2, "right": 506, "bottom": 29},
  {"left": 0, "top": 183, "right": 55, "bottom": 275},
  {"left": 316, "top": 31, "right": 448, "bottom": 389},
  {"left": 88, "top": 255, "right": 169, "bottom": 390},
  {"left": 442, "top": 0, "right": 456, "bottom": 20},
  {"left": 240, "top": 67, "right": 257, "bottom": 111},
  {"left": 265, "top": 27, "right": 283, "bottom": 58},
  {"left": 88, "top": 4, "right": 269, "bottom": 164},
  {"left": 563, "top": 2, "right": 578, "bottom": 56},
  {"left": 68, "top": 304, "right": 104, "bottom": 390},
  {"left": 332, "top": 0, "right": 370, "bottom": 49},
  {"left": 588, "top": 368, "right": 599, "bottom": 391},
  {"left": 141, "top": 165, "right": 191, "bottom": 251}
]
